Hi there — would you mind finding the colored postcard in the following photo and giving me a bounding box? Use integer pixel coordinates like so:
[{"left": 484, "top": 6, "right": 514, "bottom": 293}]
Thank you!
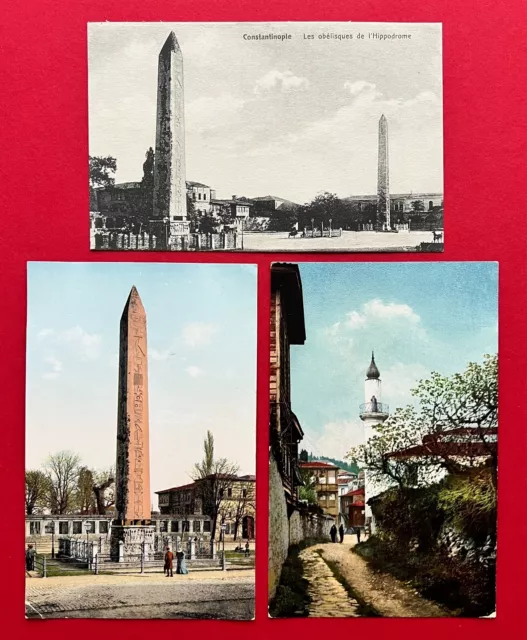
[
  {"left": 88, "top": 22, "right": 443, "bottom": 253},
  {"left": 269, "top": 262, "right": 497, "bottom": 617},
  {"left": 25, "top": 263, "right": 257, "bottom": 619}
]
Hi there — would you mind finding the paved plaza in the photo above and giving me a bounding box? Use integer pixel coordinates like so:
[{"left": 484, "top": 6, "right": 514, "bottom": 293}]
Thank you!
[
  {"left": 242, "top": 230, "right": 441, "bottom": 252},
  {"left": 26, "top": 570, "right": 255, "bottom": 619}
]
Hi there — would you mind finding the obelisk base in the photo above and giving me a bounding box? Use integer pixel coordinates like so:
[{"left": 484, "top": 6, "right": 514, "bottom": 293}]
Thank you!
[
  {"left": 149, "top": 219, "right": 190, "bottom": 250},
  {"left": 110, "top": 524, "right": 155, "bottom": 562}
]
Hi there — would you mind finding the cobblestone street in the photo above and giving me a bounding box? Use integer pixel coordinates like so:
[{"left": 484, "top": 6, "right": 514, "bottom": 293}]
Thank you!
[
  {"left": 26, "top": 571, "right": 255, "bottom": 619},
  {"left": 299, "top": 547, "right": 361, "bottom": 617}
]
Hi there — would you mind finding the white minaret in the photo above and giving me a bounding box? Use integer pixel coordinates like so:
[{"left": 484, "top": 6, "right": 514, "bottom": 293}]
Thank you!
[{"left": 359, "top": 352, "right": 389, "bottom": 528}]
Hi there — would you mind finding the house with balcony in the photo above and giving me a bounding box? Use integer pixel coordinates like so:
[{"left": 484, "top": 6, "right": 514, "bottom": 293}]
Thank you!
[{"left": 299, "top": 461, "right": 340, "bottom": 518}]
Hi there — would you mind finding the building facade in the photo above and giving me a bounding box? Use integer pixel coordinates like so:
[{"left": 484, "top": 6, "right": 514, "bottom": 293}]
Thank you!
[
  {"left": 155, "top": 474, "right": 256, "bottom": 539},
  {"left": 270, "top": 263, "right": 306, "bottom": 508},
  {"left": 299, "top": 461, "right": 340, "bottom": 518}
]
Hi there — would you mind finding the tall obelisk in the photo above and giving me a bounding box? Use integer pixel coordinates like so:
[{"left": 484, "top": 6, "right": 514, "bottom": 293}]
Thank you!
[
  {"left": 377, "top": 114, "right": 390, "bottom": 230},
  {"left": 153, "top": 32, "right": 188, "bottom": 224},
  {"left": 111, "top": 286, "right": 154, "bottom": 561}
]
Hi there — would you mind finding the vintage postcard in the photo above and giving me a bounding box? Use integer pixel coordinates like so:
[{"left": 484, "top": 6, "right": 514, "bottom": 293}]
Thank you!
[
  {"left": 88, "top": 23, "right": 443, "bottom": 253},
  {"left": 269, "top": 262, "right": 497, "bottom": 617},
  {"left": 25, "top": 263, "right": 256, "bottom": 619}
]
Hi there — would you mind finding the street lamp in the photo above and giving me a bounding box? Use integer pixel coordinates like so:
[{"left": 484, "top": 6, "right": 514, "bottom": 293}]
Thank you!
[
  {"left": 329, "top": 218, "right": 332, "bottom": 237},
  {"left": 311, "top": 217, "right": 314, "bottom": 237},
  {"left": 220, "top": 522, "right": 226, "bottom": 571},
  {"left": 51, "top": 526, "right": 55, "bottom": 559}
]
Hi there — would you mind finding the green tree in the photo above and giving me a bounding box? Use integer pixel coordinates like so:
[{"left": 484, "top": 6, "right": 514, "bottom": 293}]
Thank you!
[
  {"left": 89, "top": 156, "right": 117, "bottom": 188},
  {"left": 299, "top": 449, "right": 309, "bottom": 462},
  {"left": 141, "top": 147, "right": 154, "bottom": 191},
  {"left": 298, "top": 468, "right": 317, "bottom": 504},
  {"left": 92, "top": 467, "right": 115, "bottom": 515},
  {"left": 347, "top": 354, "right": 498, "bottom": 492}
]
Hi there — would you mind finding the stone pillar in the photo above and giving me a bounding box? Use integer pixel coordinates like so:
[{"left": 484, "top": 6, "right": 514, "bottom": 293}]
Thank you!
[
  {"left": 190, "top": 538, "right": 196, "bottom": 560},
  {"left": 155, "top": 519, "right": 161, "bottom": 533},
  {"left": 94, "top": 521, "right": 99, "bottom": 535},
  {"left": 153, "top": 32, "right": 188, "bottom": 223},
  {"left": 377, "top": 114, "right": 390, "bottom": 229},
  {"left": 68, "top": 520, "right": 73, "bottom": 535}
]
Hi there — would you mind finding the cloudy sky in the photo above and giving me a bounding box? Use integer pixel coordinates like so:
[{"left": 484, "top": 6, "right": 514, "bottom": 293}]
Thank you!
[
  {"left": 290, "top": 262, "right": 498, "bottom": 461},
  {"left": 26, "top": 263, "right": 256, "bottom": 507},
  {"left": 89, "top": 22, "right": 443, "bottom": 204}
]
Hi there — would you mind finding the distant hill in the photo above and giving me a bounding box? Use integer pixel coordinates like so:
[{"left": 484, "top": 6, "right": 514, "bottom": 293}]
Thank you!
[{"left": 308, "top": 454, "right": 360, "bottom": 474}]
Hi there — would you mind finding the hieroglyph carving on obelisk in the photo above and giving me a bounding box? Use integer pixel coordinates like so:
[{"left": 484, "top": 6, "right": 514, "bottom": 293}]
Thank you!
[
  {"left": 115, "top": 286, "right": 151, "bottom": 523},
  {"left": 377, "top": 114, "right": 390, "bottom": 229},
  {"left": 153, "top": 32, "right": 187, "bottom": 222}
]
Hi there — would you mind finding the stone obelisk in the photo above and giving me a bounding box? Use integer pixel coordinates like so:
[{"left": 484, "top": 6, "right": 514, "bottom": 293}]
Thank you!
[
  {"left": 377, "top": 114, "right": 390, "bottom": 230},
  {"left": 152, "top": 32, "right": 189, "bottom": 248},
  {"left": 111, "top": 286, "right": 154, "bottom": 561}
]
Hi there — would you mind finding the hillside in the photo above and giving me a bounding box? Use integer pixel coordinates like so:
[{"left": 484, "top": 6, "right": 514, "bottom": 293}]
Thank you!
[{"left": 308, "top": 454, "right": 360, "bottom": 474}]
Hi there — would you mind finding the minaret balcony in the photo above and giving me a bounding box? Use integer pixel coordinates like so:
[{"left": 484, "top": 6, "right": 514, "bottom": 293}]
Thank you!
[{"left": 359, "top": 401, "right": 389, "bottom": 418}]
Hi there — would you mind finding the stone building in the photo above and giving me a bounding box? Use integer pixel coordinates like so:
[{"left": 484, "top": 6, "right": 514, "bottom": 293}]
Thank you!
[
  {"left": 155, "top": 474, "right": 256, "bottom": 540},
  {"left": 187, "top": 181, "right": 215, "bottom": 213},
  {"left": 210, "top": 195, "right": 253, "bottom": 224},
  {"left": 299, "top": 461, "right": 340, "bottom": 518},
  {"left": 268, "top": 263, "right": 333, "bottom": 600}
]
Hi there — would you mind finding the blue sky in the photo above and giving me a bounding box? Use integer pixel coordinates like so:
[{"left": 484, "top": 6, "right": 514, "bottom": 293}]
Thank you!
[
  {"left": 291, "top": 262, "right": 498, "bottom": 460},
  {"left": 26, "top": 263, "right": 257, "bottom": 507},
  {"left": 89, "top": 22, "right": 442, "bottom": 203}
]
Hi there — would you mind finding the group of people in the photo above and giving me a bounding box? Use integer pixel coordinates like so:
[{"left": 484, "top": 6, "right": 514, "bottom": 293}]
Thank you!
[
  {"left": 330, "top": 524, "right": 363, "bottom": 544},
  {"left": 234, "top": 541, "right": 251, "bottom": 557},
  {"left": 163, "top": 546, "right": 188, "bottom": 577}
]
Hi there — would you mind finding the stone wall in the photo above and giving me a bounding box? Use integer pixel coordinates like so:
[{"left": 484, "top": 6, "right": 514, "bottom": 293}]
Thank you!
[{"left": 268, "top": 452, "right": 334, "bottom": 600}]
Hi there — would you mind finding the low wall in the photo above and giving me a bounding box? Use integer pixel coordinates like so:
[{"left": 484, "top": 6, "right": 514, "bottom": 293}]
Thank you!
[{"left": 268, "top": 452, "right": 334, "bottom": 600}]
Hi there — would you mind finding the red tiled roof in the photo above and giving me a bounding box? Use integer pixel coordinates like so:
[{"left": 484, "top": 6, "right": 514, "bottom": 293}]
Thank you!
[
  {"left": 349, "top": 500, "right": 365, "bottom": 507},
  {"left": 299, "top": 461, "right": 339, "bottom": 469},
  {"left": 343, "top": 488, "right": 365, "bottom": 497}
]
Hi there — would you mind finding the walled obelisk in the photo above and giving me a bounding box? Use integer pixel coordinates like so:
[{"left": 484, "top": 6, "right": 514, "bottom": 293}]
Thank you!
[
  {"left": 152, "top": 31, "right": 188, "bottom": 249},
  {"left": 111, "top": 286, "right": 154, "bottom": 561},
  {"left": 377, "top": 114, "right": 390, "bottom": 230}
]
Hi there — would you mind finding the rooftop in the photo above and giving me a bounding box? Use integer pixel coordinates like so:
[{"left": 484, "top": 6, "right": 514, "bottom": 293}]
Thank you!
[{"left": 299, "top": 461, "right": 339, "bottom": 470}]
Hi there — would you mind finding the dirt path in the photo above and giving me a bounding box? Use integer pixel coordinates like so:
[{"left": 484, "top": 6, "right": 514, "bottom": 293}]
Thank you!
[{"left": 312, "top": 535, "right": 449, "bottom": 618}]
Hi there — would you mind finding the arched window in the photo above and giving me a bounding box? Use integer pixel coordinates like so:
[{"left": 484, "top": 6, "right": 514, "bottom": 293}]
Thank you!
[{"left": 429, "top": 201, "right": 433, "bottom": 210}]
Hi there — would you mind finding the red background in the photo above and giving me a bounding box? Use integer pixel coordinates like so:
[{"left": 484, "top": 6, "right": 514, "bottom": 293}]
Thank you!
[{"left": 1, "top": 0, "right": 526, "bottom": 636}]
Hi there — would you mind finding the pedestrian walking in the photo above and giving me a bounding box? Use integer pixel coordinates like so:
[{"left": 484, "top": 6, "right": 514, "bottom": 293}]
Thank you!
[
  {"left": 25, "top": 544, "right": 35, "bottom": 572},
  {"left": 164, "top": 546, "right": 174, "bottom": 577},
  {"left": 339, "top": 524, "right": 345, "bottom": 543},
  {"left": 244, "top": 541, "right": 250, "bottom": 557},
  {"left": 356, "top": 526, "right": 361, "bottom": 544},
  {"left": 330, "top": 524, "right": 337, "bottom": 543},
  {"left": 176, "top": 547, "right": 189, "bottom": 575}
]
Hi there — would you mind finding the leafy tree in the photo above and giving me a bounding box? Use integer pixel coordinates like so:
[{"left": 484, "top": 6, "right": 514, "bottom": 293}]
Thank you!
[
  {"left": 299, "top": 449, "right": 309, "bottom": 462},
  {"left": 89, "top": 156, "right": 117, "bottom": 188},
  {"left": 347, "top": 354, "right": 498, "bottom": 492},
  {"left": 411, "top": 200, "right": 425, "bottom": 212},
  {"left": 44, "top": 451, "right": 81, "bottom": 514},
  {"left": 298, "top": 468, "right": 317, "bottom": 504},
  {"left": 25, "top": 470, "right": 50, "bottom": 515},
  {"left": 141, "top": 147, "right": 155, "bottom": 191},
  {"left": 230, "top": 481, "right": 255, "bottom": 541},
  {"left": 192, "top": 431, "right": 240, "bottom": 540},
  {"left": 198, "top": 212, "right": 221, "bottom": 234}
]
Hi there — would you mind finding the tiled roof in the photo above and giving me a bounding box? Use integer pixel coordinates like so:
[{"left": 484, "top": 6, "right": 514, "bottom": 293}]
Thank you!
[
  {"left": 299, "top": 461, "right": 339, "bottom": 470},
  {"left": 343, "top": 488, "right": 365, "bottom": 497}
]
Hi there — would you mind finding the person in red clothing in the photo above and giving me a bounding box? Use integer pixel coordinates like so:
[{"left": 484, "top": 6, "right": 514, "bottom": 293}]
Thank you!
[{"left": 164, "top": 546, "right": 174, "bottom": 577}]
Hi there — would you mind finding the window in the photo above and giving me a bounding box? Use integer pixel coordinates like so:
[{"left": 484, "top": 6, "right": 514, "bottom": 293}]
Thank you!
[
  {"left": 203, "top": 193, "right": 207, "bottom": 200},
  {"left": 59, "top": 521, "right": 69, "bottom": 535},
  {"left": 198, "top": 193, "right": 202, "bottom": 200},
  {"left": 159, "top": 520, "right": 168, "bottom": 532},
  {"left": 242, "top": 488, "right": 247, "bottom": 498},
  {"left": 99, "top": 521, "right": 108, "bottom": 534},
  {"left": 227, "top": 488, "right": 232, "bottom": 498},
  {"left": 319, "top": 475, "right": 326, "bottom": 484},
  {"left": 73, "top": 521, "right": 82, "bottom": 534},
  {"left": 329, "top": 494, "right": 336, "bottom": 501},
  {"left": 203, "top": 521, "right": 211, "bottom": 533},
  {"left": 225, "top": 523, "right": 231, "bottom": 534},
  {"left": 219, "top": 489, "right": 224, "bottom": 498},
  {"left": 30, "top": 521, "right": 41, "bottom": 535},
  {"left": 193, "top": 520, "right": 200, "bottom": 533},
  {"left": 429, "top": 200, "right": 434, "bottom": 210},
  {"left": 45, "top": 522, "right": 54, "bottom": 534},
  {"left": 328, "top": 473, "right": 336, "bottom": 484},
  {"left": 171, "top": 521, "right": 179, "bottom": 532},
  {"left": 183, "top": 521, "right": 190, "bottom": 532}
]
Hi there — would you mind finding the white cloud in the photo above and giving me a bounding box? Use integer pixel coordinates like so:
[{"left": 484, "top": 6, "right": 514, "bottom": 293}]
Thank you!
[
  {"left": 359, "top": 299, "right": 421, "bottom": 324},
  {"left": 37, "top": 326, "right": 102, "bottom": 361},
  {"left": 42, "top": 355, "right": 62, "bottom": 380},
  {"left": 254, "top": 70, "right": 310, "bottom": 95},
  {"left": 182, "top": 322, "right": 218, "bottom": 348},
  {"left": 150, "top": 348, "right": 172, "bottom": 362},
  {"left": 344, "top": 80, "right": 379, "bottom": 97},
  {"left": 309, "top": 420, "right": 365, "bottom": 460},
  {"left": 185, "top": 365, "right": 202, "bottom": 378},
  {"left": 382, "top": 362, "right": 431, "bottom": 409}
]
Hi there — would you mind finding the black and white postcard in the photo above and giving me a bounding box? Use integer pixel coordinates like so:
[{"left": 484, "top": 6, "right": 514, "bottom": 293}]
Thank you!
[{"left": 88, "top": 23, "right": 443, "bottom": 252}]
